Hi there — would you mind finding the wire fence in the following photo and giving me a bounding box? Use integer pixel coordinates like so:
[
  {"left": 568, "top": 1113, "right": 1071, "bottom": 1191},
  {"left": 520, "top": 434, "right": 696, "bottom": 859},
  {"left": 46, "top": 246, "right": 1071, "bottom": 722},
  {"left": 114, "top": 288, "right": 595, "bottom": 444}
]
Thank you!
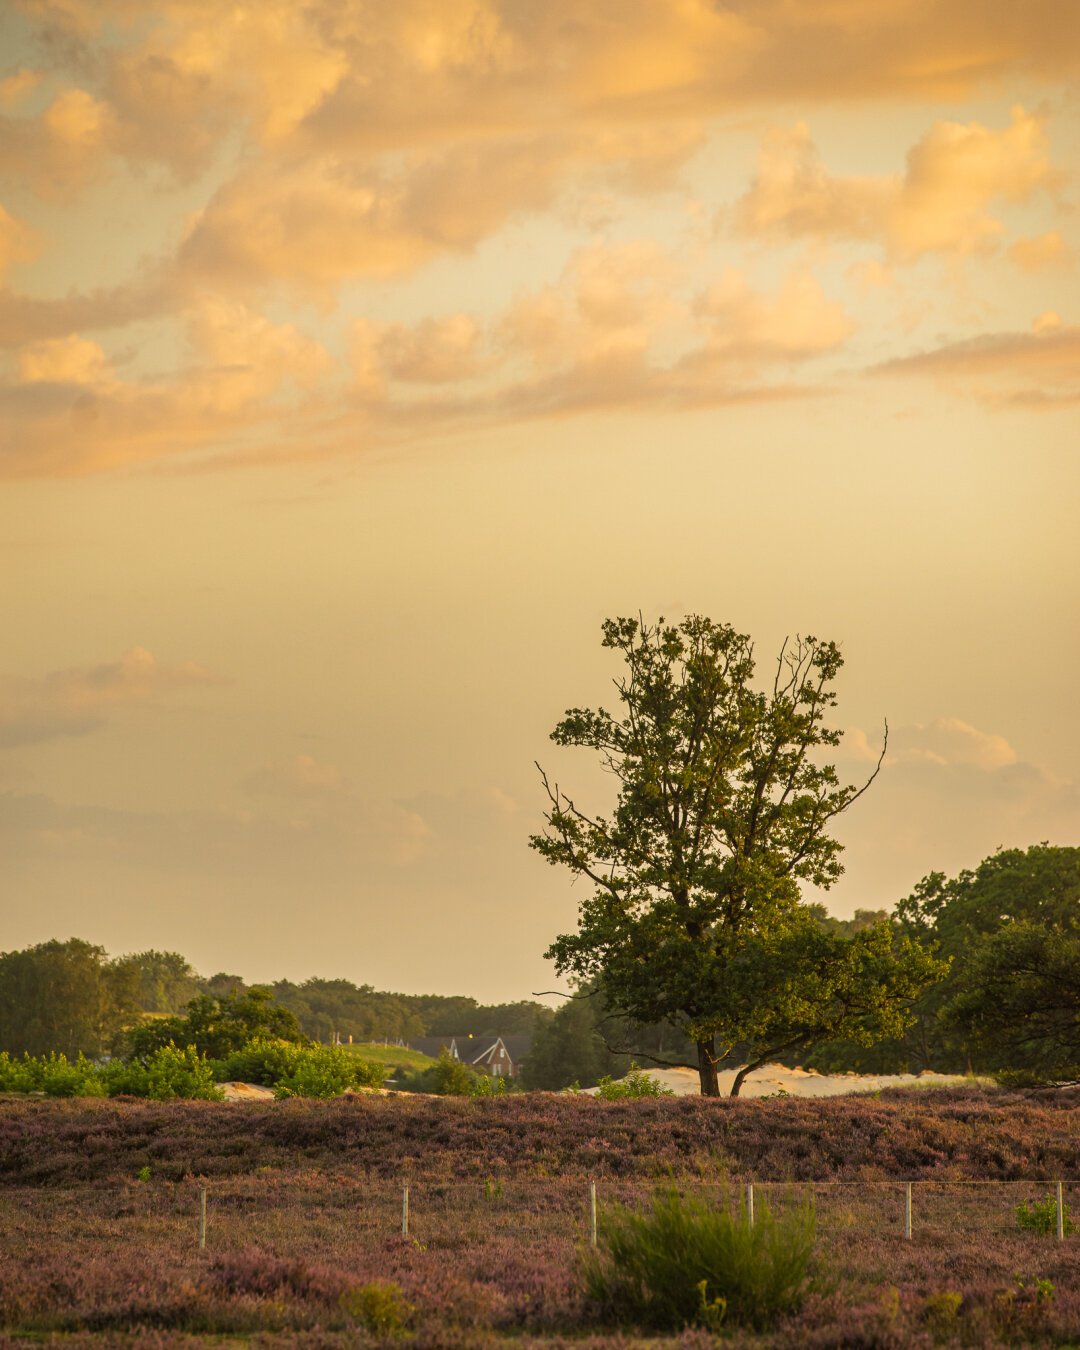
[{"left": 95, "top": 1176, "right": 1078, "bottom": 1253}]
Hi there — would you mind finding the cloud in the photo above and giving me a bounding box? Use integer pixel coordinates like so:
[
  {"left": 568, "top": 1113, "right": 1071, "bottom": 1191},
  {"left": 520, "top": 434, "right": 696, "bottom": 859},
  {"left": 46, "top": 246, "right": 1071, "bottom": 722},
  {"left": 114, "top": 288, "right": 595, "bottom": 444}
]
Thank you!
[
  {"left": 243, "top": 753, "right": 352, "bottom": 799},
  {"left": 736, "top": 108, "right": 1052, "bottom": 261},
  {"left": 0, "top": 69, "right": 41, "bottom": 109},
  {"left": 874, "top": 312, "right": 1080, "bottom": 406},
  {"left": 0, "top": 647, "right": 223, "bottom": 749},
  {"left": 18, "top": 334, "right": 108, "bottom": 384},
  {"left": 184, "top": 295, "right": 334, "bottom": 410},
  {"left": 0, "top": 88, "right": 117, "bottom": 201},
  {"left": 351, "top": 313, "right": 487, "bottom": 389},
  {"left": 0, "top": 300, "right": 335, "bottom": 474},
  {"left": 888, "top": 718, "right": 1019, "bottom": 770},
  {"left": 177, "top": 162, "right": 439, "bottom": 297},
  {"left": 0, "top": 270, "right": 178, "bottom": 349},
  {"left": 1008, "top": 231, "right": 1075, "bottom": 272},
  {"left": 0, "top": 204, "right": 40, "bottom": 282},
  {"left": 691, "top": 269, "right": 854, "bottom": 364},
  {"left": 826, "top": 717, "right": 1080, "bottom": 908}
]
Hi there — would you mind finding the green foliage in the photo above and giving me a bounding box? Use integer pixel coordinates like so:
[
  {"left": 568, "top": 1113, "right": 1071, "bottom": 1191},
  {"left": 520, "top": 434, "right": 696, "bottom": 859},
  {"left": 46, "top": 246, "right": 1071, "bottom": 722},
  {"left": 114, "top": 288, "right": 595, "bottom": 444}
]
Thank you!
[
  {"left": 534, "top": 615, "right": 940, "bottom": 1095},
  {"left": 895, "top": 845, "right": 1080, "bottom": 1080},
  {"left": 128, "top": 985, "right": 306, "bottom": 1061},
  {"left": 922, "top": 1290, "right": 962, "bottom": 1338},
  {"left": 112, "top": 949, "right": 201, "bottom": 1014},
  {"left": 106, "top": 1043, "right": 224, "bottom": 1100},
  {"left": 403, "top": 1048, "right": 506, "bottom": 1096},
  {"left": 339, "top": 1281, "right": 413, "bottom": 1335},
  {"left": 584, "top": 1185, "right": 817, "bottom": 1331},
  {"left": 1016, "top": 1193, "right": 1073, "bottom": 1236},
  {"left": 0, "top": 1050, "right": 106, "bottom": 1096},
  {"left": 136, "top": 1166, "right": 152, "bottom": 1182},
  {"left": 522, "top": 992, "right": 629, "bottom": 1090},
  {"left": 595, "top": 1064, "right": 675, "bottom": 1099},
  {"left": 268, "top": 1041, "right": 387, "bottom": 1098},
  {"left": 0, "top": 938, "right": 139, "bottom": 1058}
]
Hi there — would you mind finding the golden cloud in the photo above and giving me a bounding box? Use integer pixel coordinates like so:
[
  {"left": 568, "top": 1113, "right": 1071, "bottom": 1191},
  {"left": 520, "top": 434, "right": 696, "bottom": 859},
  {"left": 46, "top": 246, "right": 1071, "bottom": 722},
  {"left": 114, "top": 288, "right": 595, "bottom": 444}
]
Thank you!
[
  {"left": 692, "top": 269, "right": 855, "bottom": 363},
  {"left": 737, "top": 108, "right": 1052, "bottom": 260},
  {"left": 0, "top": 301, "right": 334, "bottom": 475},
  {"left": 1008, "top": 231, "right": 1075, "bottom": 272},
  {"left": 875, "top": 313, "right": 1080, "bottom": 406},
  {"left": 0, "top": 647, "right": 223, "bottom": 748},
  {"left": 0, "top": 204, "right": 40, "bottom": 282}
]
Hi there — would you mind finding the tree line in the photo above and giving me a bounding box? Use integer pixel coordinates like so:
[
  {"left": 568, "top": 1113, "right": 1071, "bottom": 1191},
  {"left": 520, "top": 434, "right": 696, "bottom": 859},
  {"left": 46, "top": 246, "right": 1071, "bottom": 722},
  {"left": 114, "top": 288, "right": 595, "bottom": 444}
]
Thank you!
[{"left": 0, "top": 942, "right": 552, "bottom": 1062}]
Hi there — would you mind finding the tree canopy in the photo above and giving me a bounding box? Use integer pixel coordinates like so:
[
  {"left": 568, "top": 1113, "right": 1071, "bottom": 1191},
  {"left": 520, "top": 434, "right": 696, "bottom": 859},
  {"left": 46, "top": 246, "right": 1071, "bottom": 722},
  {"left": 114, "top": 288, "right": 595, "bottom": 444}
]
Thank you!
[
  {"left": 896, "top": 843, "right": 1080, "bottom": 1084},
  {"left": 532, "top": 615, "right": 940, "bottom": 1095},
  {"left": 0, "top": 938, "right": 138, "bottom": 1058}
]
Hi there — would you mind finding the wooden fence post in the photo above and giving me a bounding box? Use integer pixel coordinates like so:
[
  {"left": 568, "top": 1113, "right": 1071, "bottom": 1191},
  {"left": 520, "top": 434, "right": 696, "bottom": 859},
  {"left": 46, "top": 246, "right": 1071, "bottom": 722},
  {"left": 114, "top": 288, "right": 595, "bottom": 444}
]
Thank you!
[
  {"left": 589, "top": 1181, "right": 597, "bottom": 1248},
  {"left": 904, "top": 1183, "right": 912, "bottom": 1240},
  {"left": 198, "top": 1186, "right": 207, "bottom": 1251},
  {"left": 402, "top": 1184, "right": 409, "bottom": 1238},
  {"left": 1058, "top": 1181, "right": 1065, "bottom": 1242}
]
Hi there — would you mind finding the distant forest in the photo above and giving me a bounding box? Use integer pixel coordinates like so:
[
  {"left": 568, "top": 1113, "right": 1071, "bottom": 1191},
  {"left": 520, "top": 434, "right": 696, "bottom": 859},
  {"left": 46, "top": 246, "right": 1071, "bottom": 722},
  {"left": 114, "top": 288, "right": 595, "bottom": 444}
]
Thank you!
[
  {"left": 0, "top": 940, "right": 553, "bottom": 1061},
  {"left": 3, "top": 843, "right": 1077, "bottom": 1092}
]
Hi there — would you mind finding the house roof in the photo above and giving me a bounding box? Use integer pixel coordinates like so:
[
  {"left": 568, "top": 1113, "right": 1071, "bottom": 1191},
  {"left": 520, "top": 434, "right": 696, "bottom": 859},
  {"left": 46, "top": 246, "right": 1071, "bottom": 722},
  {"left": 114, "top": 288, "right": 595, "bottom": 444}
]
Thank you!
[{"left": 410, "top": 1033, "right": 533, "bottom": 1065}]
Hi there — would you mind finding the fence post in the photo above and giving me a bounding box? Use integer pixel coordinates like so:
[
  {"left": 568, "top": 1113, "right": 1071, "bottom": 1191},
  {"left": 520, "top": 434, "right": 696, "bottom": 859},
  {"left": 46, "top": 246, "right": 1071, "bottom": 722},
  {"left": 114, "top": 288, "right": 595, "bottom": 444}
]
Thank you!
[
  {"left": 402, "top": 1183, "right": 409, "bottom": 1238},
  {"left": 198, "top": 1186, "right": 207, "bottom": 1251},
  {"left": 746, "top": 1182, "right": 754, "bottom": 1228},
  {"left": 589, "top": 1181, "right": 597, "bottom": 1248},
  {"left": 1058, "top": 1181, "right": 1065, "bottom": 1242},
  {"left": 904, "top": 1183, "right": 912, "bottom": 1240}
]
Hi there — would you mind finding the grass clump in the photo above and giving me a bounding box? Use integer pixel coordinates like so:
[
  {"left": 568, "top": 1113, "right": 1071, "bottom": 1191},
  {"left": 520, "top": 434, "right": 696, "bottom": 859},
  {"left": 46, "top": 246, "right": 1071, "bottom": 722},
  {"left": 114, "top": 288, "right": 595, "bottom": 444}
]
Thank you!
[
  {"left": 340, "top": 1281, "right": 413, "bottom": 1335},
  {"left": 595, "top": 1064, "right": 675, "bottom": 1100},
  {"left": 1016, "top": 1192, "right": 1073, "bottom": 1235},
  {"left": 584, "top": 1185, "right": 817, "bottom": 1331}
]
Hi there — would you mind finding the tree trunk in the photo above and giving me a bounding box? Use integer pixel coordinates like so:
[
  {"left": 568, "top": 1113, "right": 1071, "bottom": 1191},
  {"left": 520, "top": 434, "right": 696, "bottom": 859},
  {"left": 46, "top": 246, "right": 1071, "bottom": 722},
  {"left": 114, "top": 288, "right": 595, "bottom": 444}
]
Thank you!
[
  {"left": 730, "top": 1063, "right": 753, "bottom": 1097},
  {"left": 697, "top": 1038, "right": 720, "bottom": 1096}
]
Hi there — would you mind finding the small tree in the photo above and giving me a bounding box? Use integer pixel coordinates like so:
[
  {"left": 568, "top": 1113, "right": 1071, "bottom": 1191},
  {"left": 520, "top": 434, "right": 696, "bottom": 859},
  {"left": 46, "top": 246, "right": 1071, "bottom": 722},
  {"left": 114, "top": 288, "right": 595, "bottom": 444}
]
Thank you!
[
  {"left": 128, "top": 986, "right": 306, "bottom": 1061},
  {"left": 532, "top": 615, "right": 940, "bottom": 1096}
]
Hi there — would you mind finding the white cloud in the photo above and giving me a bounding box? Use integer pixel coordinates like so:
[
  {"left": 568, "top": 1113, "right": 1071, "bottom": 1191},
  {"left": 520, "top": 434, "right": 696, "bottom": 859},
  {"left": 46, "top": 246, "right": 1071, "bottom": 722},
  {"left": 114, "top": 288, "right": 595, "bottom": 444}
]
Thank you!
[{"left": 0, "top": 648, "right": 223, "bottom": 749}]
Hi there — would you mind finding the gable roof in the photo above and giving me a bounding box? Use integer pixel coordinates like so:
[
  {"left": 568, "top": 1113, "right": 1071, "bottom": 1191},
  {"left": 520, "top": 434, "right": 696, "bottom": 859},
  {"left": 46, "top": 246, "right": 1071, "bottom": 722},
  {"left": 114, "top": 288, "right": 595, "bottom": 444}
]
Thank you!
[{"left": 409, "top": 1033, "right": 533, "bottom": 1065}]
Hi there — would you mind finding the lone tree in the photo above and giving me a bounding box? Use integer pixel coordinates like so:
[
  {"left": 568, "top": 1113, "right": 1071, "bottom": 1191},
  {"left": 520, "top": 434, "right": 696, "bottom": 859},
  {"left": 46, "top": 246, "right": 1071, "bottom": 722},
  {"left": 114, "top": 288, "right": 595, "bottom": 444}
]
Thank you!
[{"left": 531, "top": 615, "right": 941, "bottom": 1096}]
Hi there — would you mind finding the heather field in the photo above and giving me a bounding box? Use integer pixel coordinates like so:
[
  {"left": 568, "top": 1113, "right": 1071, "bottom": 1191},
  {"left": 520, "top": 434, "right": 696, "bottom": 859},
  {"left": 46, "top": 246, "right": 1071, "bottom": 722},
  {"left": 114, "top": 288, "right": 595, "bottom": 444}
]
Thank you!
[{"left": 1, "top": 1088, "right": 1078, "bottom": 1349}]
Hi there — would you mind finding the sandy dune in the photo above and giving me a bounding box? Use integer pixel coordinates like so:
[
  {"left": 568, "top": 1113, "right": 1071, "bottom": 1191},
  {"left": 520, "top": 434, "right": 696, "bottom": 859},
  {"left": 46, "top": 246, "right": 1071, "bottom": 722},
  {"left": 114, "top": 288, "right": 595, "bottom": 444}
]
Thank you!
[{"left": 612, "top": 1064, "right": 971, "bottom": 1097}]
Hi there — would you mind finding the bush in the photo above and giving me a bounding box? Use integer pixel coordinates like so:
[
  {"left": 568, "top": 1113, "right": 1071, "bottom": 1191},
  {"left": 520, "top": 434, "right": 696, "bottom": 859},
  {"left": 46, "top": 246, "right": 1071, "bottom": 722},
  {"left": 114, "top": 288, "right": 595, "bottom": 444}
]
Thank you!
[
  {"left": 340, "top": 1280, "right": 414, "bottom": 1335},
  {"left": 0, "top": 1050, "right": 108, "bottom": 1097},
  {"left": 269, "top": 1042, "right": 387, "bottom": 1099},
  {"left": 595, "top": 1064, "right": 675, "bottom": 1100},
  {"left": 215, "top": 1037, "right": 304, "bottom": 1086},
  {"left": 1016, "top": 1192, "right": 1073, "bottom": 1236},
  {"left": 104, "top": 1044, "right": 224, "bottom": 1100},
  {"left": 584, "top": 1185, "right": 817, "bottom": 1331},
  {"left": 404, "top": 1048, "right": 505, "bottom": 1096}
]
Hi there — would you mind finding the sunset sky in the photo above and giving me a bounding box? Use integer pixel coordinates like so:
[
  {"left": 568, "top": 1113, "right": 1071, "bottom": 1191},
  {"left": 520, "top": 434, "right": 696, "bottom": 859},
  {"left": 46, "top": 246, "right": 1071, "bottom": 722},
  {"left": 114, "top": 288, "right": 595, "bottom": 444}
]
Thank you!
[{"left": 2, "top": 1, "right": 1078, "bottom": 1004}]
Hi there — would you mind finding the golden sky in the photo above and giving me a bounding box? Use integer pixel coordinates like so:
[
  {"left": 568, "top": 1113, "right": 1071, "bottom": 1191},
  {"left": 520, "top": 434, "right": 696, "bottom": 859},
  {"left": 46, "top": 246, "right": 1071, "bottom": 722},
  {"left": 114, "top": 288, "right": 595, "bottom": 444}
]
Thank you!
[{"left": 1, "top": 1, "right": 1078, "bottom": 1000}]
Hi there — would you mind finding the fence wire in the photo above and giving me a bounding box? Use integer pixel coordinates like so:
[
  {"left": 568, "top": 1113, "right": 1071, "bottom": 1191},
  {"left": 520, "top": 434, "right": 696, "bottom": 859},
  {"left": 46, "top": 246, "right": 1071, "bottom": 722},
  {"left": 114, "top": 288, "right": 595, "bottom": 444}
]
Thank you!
[{"left": 14, "top": 1176, "right": 1065, "bottom": 1255}]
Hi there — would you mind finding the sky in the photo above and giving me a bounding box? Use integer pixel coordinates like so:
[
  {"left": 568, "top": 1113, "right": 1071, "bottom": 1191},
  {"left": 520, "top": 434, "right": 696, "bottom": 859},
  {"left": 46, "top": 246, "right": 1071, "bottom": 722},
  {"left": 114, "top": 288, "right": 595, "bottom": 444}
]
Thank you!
[{"left": 1, "top": 1, "right": 1078, "bottom": 1004}]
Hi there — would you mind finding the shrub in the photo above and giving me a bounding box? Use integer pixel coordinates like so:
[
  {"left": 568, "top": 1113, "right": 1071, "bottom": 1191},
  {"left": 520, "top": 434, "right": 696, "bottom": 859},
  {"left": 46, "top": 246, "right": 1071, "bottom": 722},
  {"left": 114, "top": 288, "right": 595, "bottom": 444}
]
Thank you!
[
  {"left": 584, "top": 1185, "right": 817, "bottom": 1331},
  {"left": 1016, "top": 1192, "right": 1073, "bottom": 1236},
  {"left": 0, "top": 1051, "right": 106, "bottom": 1097},
  {"left": 215, "top": 1036, "right": 304, "bottom": 1086},
  {"left": 340, "top": 1281, "right": 414, "bottom": 1335},
  {"left": 271, "top": 1042, "right": 387, "bottom": 1099},
  {"left": 595, "top": 1064, "right": 675, "bottom": 1100},
  {"left": 104, "top": 1044, "right": 223, "bottom": 1100},
  {"left": 406, "top": 1048, "right": 501, "bottom": 1096}
]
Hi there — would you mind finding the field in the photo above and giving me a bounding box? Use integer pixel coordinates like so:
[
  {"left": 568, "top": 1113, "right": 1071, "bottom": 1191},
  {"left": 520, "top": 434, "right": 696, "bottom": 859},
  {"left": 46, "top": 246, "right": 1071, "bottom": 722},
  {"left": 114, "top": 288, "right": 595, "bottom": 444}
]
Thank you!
[
  {"left": 1, "top": 1087, "right": 1078, "bottom": 1348},
  {"left": 341, "top": 1044, "right": 439, "bottom": 1076}
]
